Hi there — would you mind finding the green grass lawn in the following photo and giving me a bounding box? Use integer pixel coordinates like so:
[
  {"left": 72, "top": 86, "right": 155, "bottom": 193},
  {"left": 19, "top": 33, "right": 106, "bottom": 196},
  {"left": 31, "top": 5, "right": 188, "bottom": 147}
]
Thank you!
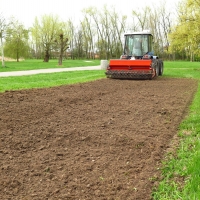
[
  {"left": 0, "top": 59, "right": 104, "bottom": 92},
  {"left": 0, "top": 70, "right": 105, "bottom": 92},
  {"left": 0, "top": 60, "right": 200, "bottom": 199},
  {"left": 163, "top": 61, "right": 200, "bottom": 79},
  {"left": 0, "top": 59, "right": 100, "bottom": 72}
]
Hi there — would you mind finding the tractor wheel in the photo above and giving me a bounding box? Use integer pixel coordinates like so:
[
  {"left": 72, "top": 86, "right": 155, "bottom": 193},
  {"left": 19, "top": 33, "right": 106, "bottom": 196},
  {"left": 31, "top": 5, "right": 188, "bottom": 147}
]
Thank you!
[
  {"left": 158, "top": 60, "right": 164, "bottom": 76},
  {"left": 152, "top": 59, "right": 159, "bottom": 77},
  {"left": 156, "top": 64, "right": 159, "bottom": 77}
]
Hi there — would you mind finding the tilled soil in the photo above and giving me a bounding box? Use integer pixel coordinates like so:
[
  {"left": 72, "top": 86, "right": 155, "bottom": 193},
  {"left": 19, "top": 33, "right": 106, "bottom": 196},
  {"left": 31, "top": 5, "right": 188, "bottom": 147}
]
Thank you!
[{"left": 0, "top": 77, "right": 198, "bottom": 200}]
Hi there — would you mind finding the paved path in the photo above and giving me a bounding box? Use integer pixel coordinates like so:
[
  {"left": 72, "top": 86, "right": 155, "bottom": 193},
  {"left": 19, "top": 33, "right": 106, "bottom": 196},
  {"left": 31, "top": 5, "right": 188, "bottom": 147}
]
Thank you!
[{"left": 0, "top": 66, "right": 102, "bottom": 77}]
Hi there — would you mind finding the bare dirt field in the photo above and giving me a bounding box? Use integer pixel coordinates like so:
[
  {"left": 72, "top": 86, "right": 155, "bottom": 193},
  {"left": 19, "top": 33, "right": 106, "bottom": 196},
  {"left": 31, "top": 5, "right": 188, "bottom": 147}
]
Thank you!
[{"left": 0, "top": 77, "right": 198, "bottom": 200}]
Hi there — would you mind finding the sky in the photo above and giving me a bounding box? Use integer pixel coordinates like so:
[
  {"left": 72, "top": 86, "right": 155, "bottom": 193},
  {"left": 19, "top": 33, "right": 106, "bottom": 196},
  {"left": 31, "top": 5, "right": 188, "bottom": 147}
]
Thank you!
[{"left": 1, "top": 0, "right": 181, "bottom": 28}]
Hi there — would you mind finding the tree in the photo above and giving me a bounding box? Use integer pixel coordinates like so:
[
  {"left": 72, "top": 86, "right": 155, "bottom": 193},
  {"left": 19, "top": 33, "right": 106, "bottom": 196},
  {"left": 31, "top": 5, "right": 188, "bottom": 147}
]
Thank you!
[
  {"left": 0, "top": 13, "right": 7, "bottom": 67},
  {"left": 31, "top": 14, "right": 61, "bottom": 62},
  {"left": 30, "top": 17, "right": 43, "bottom": 59},
  {"left": 51, "top": 21, "right": 70, "bottom": 65},
  {"left": 131, "top": 4, "right": 172, "bottom": 59},
  {"left": 132, "top": 6, "right": 151, "bottom": 31},
  {"left": 169, "top": 0, "right": 200, "bottom": 61},
  {"left": 82, "top": 6, "right": 127, "bottom": 60},
  {"left": 4, "top": 18, "right": 29, "bottom": 62},
  {"left": 108, "top": 9, "right": 127, "bottom": 58},
  {"left": 54, "top": 33, "right": 69, "bottom": 65},
  {"left": 81, "top": 13, "right": 96, "bottom": 59}
]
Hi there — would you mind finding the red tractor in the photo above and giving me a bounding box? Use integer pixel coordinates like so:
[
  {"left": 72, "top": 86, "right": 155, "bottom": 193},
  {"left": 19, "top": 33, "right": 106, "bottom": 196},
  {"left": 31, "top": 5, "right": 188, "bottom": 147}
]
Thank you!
[{"left": 105, "top": 31, "right": 164, "bottom": 79}]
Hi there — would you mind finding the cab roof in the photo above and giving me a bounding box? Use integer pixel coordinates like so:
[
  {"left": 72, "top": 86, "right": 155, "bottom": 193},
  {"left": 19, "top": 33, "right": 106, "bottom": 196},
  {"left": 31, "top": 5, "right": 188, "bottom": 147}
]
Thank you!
[{"left": 124, "top": 31, "right": 153, "bottom": 36}]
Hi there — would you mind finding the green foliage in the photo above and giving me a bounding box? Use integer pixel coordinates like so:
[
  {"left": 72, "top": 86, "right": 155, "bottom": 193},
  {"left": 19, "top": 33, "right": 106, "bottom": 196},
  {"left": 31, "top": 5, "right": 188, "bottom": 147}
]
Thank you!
[
  {"left": 4, "top": 18, "right": 30, "bottom": 60},
  {"left": 4, "top": 39, "right": 30, "bottom": 60},
  {"left": 169, "top": 0, "right": 200, "bottom": 61},
  {"left": 31, "top": 14, "right": 64, "bottom": 62}
]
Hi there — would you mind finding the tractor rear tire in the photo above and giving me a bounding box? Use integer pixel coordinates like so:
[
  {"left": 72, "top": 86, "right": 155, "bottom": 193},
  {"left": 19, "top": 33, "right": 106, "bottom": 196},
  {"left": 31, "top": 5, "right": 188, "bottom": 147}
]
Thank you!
[
  {"left": 152, "top": 59, "right": 159, "bottom": 77},
  {"left": 158, "top": 60, "right": 164, "bottom": 76}
]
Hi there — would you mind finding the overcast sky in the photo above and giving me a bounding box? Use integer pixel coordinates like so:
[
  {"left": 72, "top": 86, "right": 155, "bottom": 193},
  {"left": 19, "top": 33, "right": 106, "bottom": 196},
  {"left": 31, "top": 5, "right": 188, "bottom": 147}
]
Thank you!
[{"left": 1, "top": 0, "right": 180, "bottom": 28}]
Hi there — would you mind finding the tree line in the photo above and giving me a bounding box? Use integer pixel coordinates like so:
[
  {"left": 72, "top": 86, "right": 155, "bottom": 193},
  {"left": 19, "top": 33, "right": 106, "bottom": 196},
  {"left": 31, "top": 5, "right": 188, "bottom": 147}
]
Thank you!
[
  {"left": 0, "top": 0, "right": 198, "bottom": 65},
  {"left": 169, "top": 0, "right": 200, "bottom": 61}
]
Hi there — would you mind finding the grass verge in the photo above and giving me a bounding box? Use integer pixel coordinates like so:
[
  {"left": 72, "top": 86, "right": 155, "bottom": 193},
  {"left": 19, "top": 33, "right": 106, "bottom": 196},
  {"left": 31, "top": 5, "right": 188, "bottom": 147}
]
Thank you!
[
  {"left": 163, "top": 61, "right": 200, "bottom": 79},
  {"left": 0, "top": 70, "right": 105, "bottom": 92},
  {"left": 0, "top": 59, "right": 100, "bottom": 72},
  {"left": 152, "top": 61, "right": 200, "bottom": 199}
]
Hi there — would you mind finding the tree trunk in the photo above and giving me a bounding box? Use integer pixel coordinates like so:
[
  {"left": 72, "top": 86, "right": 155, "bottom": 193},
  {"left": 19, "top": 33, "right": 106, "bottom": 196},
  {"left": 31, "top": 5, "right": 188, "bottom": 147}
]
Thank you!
[
  {"left": 190, "top": 52, "right": 194, "bottom": 62},
  {"left": 58, "top": 55, "right": 62, "bottom": 65},
  {"left": 17, "top": 51, "right": 19, "bottom": 62},
  {"left": 173, "top": 52, "right": 175, "bottom": 61},
  {"left": 44, "top": 50, "right": 50, "bottom": 62},
  {"left": 57, "top": 34, "right": 68, "bottom": 66},
  {"left": 1, "top": 35, "right": 5, "bottom": 67}
]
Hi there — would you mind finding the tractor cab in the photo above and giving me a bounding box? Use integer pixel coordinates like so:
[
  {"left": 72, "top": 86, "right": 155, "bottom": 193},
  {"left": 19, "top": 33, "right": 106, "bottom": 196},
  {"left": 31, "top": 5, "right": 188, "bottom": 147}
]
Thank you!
[
  {"left": 122, "top": 32, "right": 153, "bottom": 59},
  {"left": 105, "top": 31, "right": 163, "bottom": 79}
]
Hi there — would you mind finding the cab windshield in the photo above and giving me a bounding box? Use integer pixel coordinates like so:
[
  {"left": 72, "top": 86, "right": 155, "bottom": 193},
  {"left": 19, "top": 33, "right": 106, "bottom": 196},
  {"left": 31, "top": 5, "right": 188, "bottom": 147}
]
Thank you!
[{"left": 124, "top": 34, "right": 153, "bottom": 56}]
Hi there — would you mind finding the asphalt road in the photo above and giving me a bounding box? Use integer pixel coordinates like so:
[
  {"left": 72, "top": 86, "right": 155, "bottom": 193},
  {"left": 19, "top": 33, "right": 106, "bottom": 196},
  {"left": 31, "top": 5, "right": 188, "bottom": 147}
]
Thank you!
[{"left": 0, "top": 66, "right": 102, "bottom": 77}]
